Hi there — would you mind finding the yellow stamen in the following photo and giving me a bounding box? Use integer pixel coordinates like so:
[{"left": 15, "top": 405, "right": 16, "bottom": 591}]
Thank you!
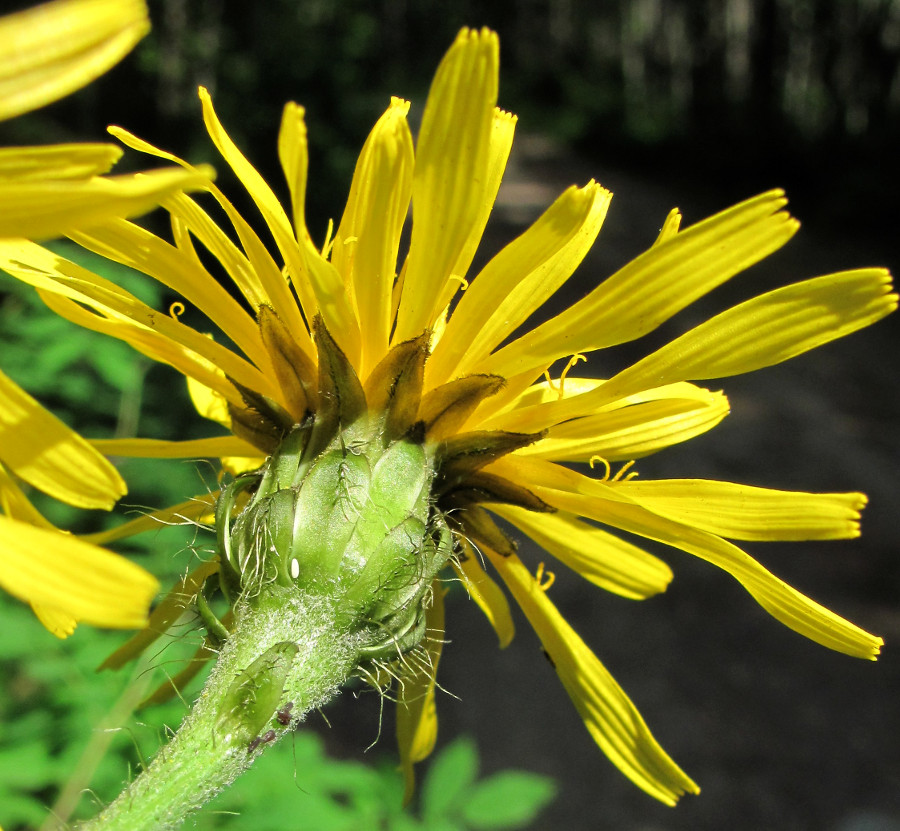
[
  {"left": 589, "top": 455, "right": 611, "bottom": 480},
  {"left": 611, "top": 460, "right": 637, "bottom": 482},
  {"left": 558, "top": 354, "right": 587, "bottom": 398},
  {"left": 544, "top": 354, "right": 587, "bottom": 399},
  {"left": 535, "top": 561, "right": 555, "bottom": 591},
  {"left": 168, "top": 301, "right": 185, "bottom": 319},
  {"left": 321, "top": 217, "right": 336, "bottom": 258}
]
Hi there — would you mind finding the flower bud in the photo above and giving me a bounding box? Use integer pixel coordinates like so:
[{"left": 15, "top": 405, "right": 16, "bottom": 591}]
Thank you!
[{"left": 216, "top": 423, "right": 451, "bottom": 661}]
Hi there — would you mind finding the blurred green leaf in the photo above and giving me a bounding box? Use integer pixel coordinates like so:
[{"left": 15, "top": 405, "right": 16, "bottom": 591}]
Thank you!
[
  {"left": 461, "top": 771, "right": 557, "bottom": 830},
  {"left": 422, "top": 736, "right": 479, "bottom": 823},
  {"left": 0, "top": 743, "right": 57, "bottom": 789},
  {"left": 0, "top": 791, "right": 51, "bottom": 829}
]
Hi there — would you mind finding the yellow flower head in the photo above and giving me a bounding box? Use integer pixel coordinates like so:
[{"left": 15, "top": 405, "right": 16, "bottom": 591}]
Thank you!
[
  {"left": 2, "top": 27, "right": 894, "bottom": 804},
  {"left": 0, "top": 0, "right": 207, "bottom": 636},
  {"left": 0, "top": 367, "right": 158, "bottom": 636},
  {"left": 0, "top": 0, "right": 214, "bottom": 240}
]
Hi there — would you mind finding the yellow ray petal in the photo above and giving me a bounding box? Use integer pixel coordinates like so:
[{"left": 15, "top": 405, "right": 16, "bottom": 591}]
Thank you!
[
  {"left": 487, "top": 550, "right": 698, "bottom": 805},
  {"left": 0, "top": 143, "right": 121, "bottom": 180},
  {"left": 271, "top": 99, "right": 342, "bottom": 336},
  {"left": 331, "top": 98, "right": 414, "bottom": 375},
  {"left": 277, "top": 101, "right": 310, "bottom": 244},
  {"left": 481, "top": 190, "right": 799, "bottom": 378},
  {"left": 393, "top": 27, "right": 499, "bottom": 342},
  {"left": 396, "top": 582, "right": 445, "bottom": 803},
  {"left": 479, "top": 375, "right": 715, "bottom": 433},
  {"left": 0, "top": 367, "right": 125, "bottom": 509},
  {"left": 187, "top": 375, "right": 231, "bottom": 428},
  {"left": 500, "top": 269, "right": 897, "bottom": 430},
  {"left": 140, "top": 637, "right": 220, "bottom": 707},
  {"left": 497, "top": 457, "right": 884, "bottom": 660},
  {"left": 454, "top": 541, "right": 515, "bottom": 647},
  {"left": 430, "top": 107, "right": 519, "bottom": 322},
  {"left": 515, "top": 389, "right": 730, "bottom": 462},
  {"left": 99, "top": 557, "right": 220, "bottom": 669},
  {"left": 481, "top": 375, "right": 605, "bottom": 419},
  {"left": 492, "top": 505, "right": 673, "bottom": 600},
  {"left": 0, "top": 463, "right": 54, "bottom": 528},
  {"left": 198, "top": 88, "right": 361, "bottom": 362},
  {"left": 91, "top": 436, "right": 260, "bottom": 459},
  {"left": 0, "top": 165, "right": 214, "bottom": 240},
  {"left": 107, "top": 125, "right": 184, "bottom": 166},
  {"left": 591, "top": 268, "right": 897, "bottom": 409},
  {"left": 0, "top": 242, "right": 278, "bottom": 405},
  {"left": 108, "top": 125, "right": 313, "bottom": 356},
  {"left": 429, "top": 180, "right": 612, "bottom": 387},
  {"left": 0, "top": 513, "right": 158, "bottom": 630},
  {"left": 463, "top": 362, "right": 553, "bottom": 432},
  {"left": 37, "top": 289, "right": 248, "bottom": 409},
  {"left": 612, "top": 480, "right": 866, "bottom": 541},
  {"left": 652, "top": 208, "right": 681, "bottom": 246},
  {"left": 194, "top": 185, "right": 316, "bottom": 360},
  {"left": 0, "top": 0, "right": 149, "bottom": 121},
  {"left": 69, "top": 219, "right": 268, "bottom": 372},
  {"left": 163, "top": 192, "right": 276, "bottom": 323},
  {"left": 31, "top": 603, "right": 77, "bottom": 638}
]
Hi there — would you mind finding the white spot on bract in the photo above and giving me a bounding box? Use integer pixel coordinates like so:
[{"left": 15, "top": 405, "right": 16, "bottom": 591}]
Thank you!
[{"left": 291, "top": 558, "right": 300, "bottom": 579}]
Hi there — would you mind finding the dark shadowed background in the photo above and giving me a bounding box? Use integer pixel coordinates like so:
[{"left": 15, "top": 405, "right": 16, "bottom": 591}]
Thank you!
[{"left": 1, "top": 1, "right": 898, "bottom": 829}]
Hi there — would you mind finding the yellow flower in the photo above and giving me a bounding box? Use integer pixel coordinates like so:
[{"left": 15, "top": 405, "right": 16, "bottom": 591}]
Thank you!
[
  {"left": 0, "top": 0, "right": 202, "bottom": 635},
  {"left": 0, "top": 0, "right": 214, "bottom": 239},
  {"left": 0, "top": 0, "right": 147, "bottom": 120},
  {"left": 0, "top": 368, "right": 159, "bottom": 636},
  {"left": 1, "top": 27, "right": 894, "bottom": 804}
]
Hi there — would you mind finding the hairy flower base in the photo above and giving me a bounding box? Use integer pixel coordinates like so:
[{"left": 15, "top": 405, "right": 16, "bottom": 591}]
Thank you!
[{"left": 216, "top": 414, "right": 450, "bottom": 663}]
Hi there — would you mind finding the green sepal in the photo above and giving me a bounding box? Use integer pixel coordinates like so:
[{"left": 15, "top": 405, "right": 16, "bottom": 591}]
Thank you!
[
  {"left": 350, "top": 438, "right": 431, "bottom": 555},
  {"left": 230, "top": 488, "right": 299, "bottom": 588},
  {"left": 216, "top": 640, "right": 298, "bottom": 744},
  {"left": 346, "top": 515, "right": 427, "bottom": 618},
  {"left": 216, "top": 472, "right": 261, "bottom": 601},
  {"left": 363, "top": 332, "right": 428, "bottom": 444},
  {"left": 435, "top": 429, "right": 545, "bottom": 479},
  {"left": 196, "top": 582, "right": 230, "bottom": 643},
  {"left": 444, "top": 502, "right": 518, "bottom": 557},
  {"left": 227, "top": 378, "right": 295, "bottom": 453},
  {"left": 437, "top": 470, "right": 553, "bottom": 513},
  {"left": 255, "top": 418, "right": 312, "bottom": 495},
  {"left": 226, "top": 402, "right": 283, "bottom": 454},
  {"left": 258, "top": 304, "right": 318, "bottom": 417},
  {"left": 310, "top": 316, "right": 368, "bottom": 453},
  {"left": 419, "top": 374, "right": 504, "bottom": 439},
  {"left": 290, "top": 446, "right": 374, "bottom": 586},
  {"left": 356, "top": 517, "right": 452, "bottom": 660}
]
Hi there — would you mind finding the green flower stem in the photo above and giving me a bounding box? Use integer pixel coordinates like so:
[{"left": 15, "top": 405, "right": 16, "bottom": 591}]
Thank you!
[{"left": 79, "top": 586, "right": 362, "bottom": 831}]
